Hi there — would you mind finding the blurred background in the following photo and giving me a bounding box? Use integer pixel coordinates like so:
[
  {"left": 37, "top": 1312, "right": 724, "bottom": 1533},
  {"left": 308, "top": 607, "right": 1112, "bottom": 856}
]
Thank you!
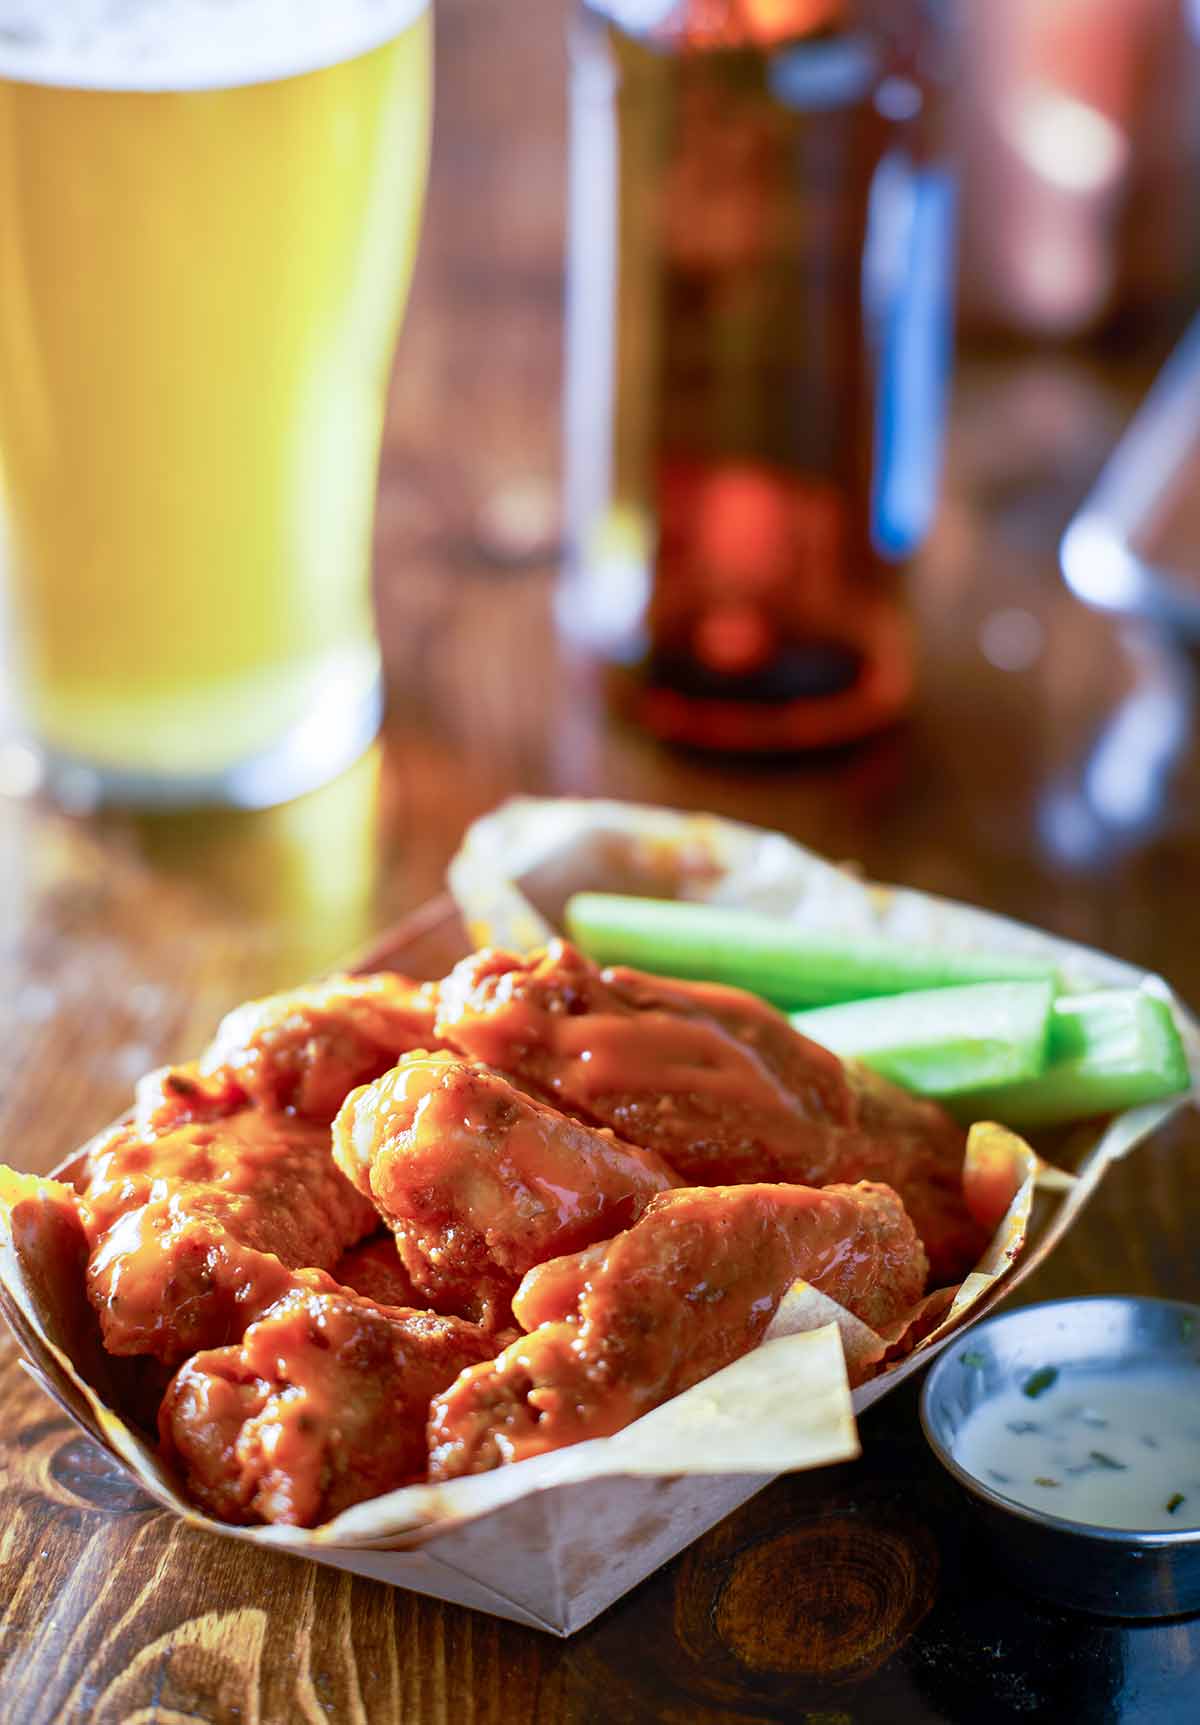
[
  {"left": 378, "top": 0, "right": 1200, "bottom": 928},
  {"left": 1, "top": 0, "right": 1198, "bottom": 1117}
]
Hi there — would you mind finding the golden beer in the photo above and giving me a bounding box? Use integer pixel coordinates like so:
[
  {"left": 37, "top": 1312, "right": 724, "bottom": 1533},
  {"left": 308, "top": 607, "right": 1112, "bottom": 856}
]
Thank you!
[{"left": 0, "top": 1, "right": 431, "bottom": 801}]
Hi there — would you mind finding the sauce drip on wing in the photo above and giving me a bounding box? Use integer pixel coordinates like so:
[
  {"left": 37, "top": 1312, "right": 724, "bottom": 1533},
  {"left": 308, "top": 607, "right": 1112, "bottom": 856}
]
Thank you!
[
  {"left": 434, "top": 941, "right": 853, "bottom": 1172},
  {"left": 435, "top": 940, "right": 985, "bottom": 1284},
  {"left": 80, "top": 1109, "right": 377, "bottom": 1362},
  {"left": 428, "top": 1179, "right": 927, "bottom": 1479},
  {"left": 332, "top": 1051, "right": 681, "bottom": 1325}
]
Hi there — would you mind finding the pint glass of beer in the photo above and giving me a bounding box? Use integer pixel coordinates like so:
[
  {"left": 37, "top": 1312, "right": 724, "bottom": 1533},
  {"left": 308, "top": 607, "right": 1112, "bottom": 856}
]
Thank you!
[{"left": 0, "top": 0, "right": 431, "bottom": 806}]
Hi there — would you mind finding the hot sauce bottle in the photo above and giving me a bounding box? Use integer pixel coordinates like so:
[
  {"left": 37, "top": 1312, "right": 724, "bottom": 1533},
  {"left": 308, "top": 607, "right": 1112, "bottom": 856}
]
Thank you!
[{"left": 560, "top": 0, "right": 956, "bottom": 751}]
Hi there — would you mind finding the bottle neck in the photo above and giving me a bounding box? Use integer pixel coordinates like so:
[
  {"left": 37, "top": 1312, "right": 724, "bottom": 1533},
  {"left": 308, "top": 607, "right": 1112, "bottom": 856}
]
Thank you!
[{"left": 589, "top": 1, "right": 848, "bottom": 50}]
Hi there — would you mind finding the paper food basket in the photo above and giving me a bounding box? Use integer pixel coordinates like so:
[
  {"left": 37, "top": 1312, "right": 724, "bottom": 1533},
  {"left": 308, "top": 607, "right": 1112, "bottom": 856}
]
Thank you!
[{"left": 2, "top": 798, "right": 1196, "bottom": 1636}]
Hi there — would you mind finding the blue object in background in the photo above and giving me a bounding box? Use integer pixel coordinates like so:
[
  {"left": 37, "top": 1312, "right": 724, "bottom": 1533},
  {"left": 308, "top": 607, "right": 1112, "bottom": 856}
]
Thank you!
[{"left": 867, "top": 154, "right": 957, "bottom": 560}]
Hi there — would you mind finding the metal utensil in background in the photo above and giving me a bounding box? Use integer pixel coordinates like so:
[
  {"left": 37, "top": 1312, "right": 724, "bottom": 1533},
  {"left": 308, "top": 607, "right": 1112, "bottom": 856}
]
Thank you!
[{"left": 1061, "top": 312, "right": 1200, "bottom": 637}]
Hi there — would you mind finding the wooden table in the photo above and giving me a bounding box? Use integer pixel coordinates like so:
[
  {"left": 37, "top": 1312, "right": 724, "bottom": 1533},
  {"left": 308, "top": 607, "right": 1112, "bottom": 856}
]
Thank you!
[{"left": 1, "top": 3, "right": 1198, "bottom": 1719}]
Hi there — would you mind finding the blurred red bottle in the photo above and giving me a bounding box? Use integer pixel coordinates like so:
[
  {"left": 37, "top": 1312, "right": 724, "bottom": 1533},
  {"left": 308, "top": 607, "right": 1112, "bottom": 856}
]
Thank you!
[{"left": 560, "top": 0, "right": 957, "bottom": 751}]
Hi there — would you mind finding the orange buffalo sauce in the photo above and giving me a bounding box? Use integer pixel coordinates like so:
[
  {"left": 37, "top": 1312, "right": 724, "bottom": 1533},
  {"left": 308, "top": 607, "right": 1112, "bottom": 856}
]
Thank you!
[
  {"left": 332, "top": 1050, "right": 679, "bottom": 1324},
  {"left": 79, "top": 1110, "right": 376, "bottom": 1362},
  {"left": 429, "top": 1179, "right": 925, "bottom": 1479}
]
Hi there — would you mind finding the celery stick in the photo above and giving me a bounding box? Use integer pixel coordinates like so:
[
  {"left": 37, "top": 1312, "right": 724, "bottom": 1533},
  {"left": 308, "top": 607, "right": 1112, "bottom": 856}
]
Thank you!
[
  {"left": 788, "top": 980, "right": 1056, "bottom": 1097},
  {"left": 564, "top": 892, "right": 1060, "bottom": 1009},
  {"left": 951, "top": 991, "right": 1192, "bottom": 1129}
]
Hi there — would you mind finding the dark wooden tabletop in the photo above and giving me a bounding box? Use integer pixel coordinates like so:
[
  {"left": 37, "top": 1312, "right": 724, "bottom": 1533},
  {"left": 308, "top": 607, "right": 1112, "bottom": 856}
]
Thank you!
[{"left": 2, "top": 3, "right": 1199, "bottom": 1720}]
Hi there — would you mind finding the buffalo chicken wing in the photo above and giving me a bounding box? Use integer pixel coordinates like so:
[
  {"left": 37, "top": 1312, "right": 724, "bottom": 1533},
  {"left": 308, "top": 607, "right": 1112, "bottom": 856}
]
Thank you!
[
  {"left": 135, "top": 972, "right": 443, "bottom": 1131},
  {"left": 80, "top": 1110, "right": 377, "bottom": 1363},
  {"left": 435, "top": 941, "right": 985, "bottom": 1284},
  {"left": 333, "top": 1051, "right": 680, "bottom": 1325},
  {"left": 428, "top": 1179, "right": 926, "bottom": 1478},
  {"left": 10, "top": 936, "right": 988, "bottom": 1531},
  {"left": 161, "top": 1285, "right": 496, "bottom": 1525}
]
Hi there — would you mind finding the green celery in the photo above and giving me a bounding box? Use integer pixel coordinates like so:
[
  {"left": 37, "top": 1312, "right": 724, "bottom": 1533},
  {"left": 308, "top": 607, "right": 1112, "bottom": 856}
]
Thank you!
[
  {"left": 950, "top": 990, "right": 1191, "bottom": 1129},
  {"left": 788, "top": 980, "right": 1056, "bottom": 1097},
  {"left": 564, "top": 893, "right": 1060, "bottom": 1009}
]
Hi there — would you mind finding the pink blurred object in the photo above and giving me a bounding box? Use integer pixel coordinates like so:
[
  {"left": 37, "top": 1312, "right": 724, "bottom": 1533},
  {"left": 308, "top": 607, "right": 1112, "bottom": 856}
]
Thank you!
[{"left": 958, "top": 0, "right": 1200, "bottom": 338}]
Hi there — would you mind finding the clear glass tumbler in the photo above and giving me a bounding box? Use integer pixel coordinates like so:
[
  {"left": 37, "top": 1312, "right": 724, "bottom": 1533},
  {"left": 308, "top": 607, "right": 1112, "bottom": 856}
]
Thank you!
[{"left": 0, "top": 0, "right": 431, "bottom": 808}]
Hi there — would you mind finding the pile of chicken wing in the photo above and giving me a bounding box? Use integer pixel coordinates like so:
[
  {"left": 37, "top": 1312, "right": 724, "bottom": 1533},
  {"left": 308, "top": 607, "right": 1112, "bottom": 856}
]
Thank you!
[{"left": 58, "top": 940, "right": 987, "bottom": 1526}]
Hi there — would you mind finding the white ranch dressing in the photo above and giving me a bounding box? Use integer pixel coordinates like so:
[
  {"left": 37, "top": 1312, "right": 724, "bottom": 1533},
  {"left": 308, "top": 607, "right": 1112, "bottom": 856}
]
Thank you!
[{"left": 954, "top": 1368, "right": 1200, "bottom": 1532}]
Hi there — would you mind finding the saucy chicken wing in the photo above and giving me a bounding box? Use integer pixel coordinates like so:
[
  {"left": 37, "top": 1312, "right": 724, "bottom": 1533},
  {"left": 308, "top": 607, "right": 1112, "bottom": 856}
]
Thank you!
[
  {"left": 333, "top": 1051, "right": 681, "bottom": 1325},
  {"left": 161, "top": 1285, "right": 496, "bottom": 1526},
  {"left": 833, "top": 1064, "right": 989, "bottom": 1298},
  {"left": 436, "top": 942, "right": 984, "bottom": 1285},
  {"left": 331, "top": 1233, "right": 424, "bottom": 1310},
  {"left": 136, "top": 971, "right": 443, "bottom": 1130},
  {"left": 428, "top": 1179, "right": 926, "bottom": 1478},
  {"left": 80, "top": 1110, "right": 378, "bottom": 1363}
]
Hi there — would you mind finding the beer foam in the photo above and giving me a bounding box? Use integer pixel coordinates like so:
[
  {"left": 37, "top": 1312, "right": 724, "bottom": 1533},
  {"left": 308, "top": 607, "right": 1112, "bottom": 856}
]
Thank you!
[{"left": 0, "top": 0, "right": 429, "bottom": 91}]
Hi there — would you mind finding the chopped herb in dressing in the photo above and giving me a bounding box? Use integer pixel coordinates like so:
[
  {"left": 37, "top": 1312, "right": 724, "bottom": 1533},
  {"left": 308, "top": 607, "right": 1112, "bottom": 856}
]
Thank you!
[
  {"left": 961, "top": 1351, "right": 986, "bottom": 1368},
  {"left": 1023, "top": 1367, "right": 1059, "bottom": 1399},
  {"left": 952, "top": 1369, "right": 1200, "bottom": 1531}
]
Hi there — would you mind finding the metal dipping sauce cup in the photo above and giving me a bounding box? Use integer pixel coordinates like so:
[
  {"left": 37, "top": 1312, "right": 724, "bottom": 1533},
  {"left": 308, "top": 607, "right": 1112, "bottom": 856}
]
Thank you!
[{"left": 920, "top": 1296, "right": 1200, "bottom": 1621}]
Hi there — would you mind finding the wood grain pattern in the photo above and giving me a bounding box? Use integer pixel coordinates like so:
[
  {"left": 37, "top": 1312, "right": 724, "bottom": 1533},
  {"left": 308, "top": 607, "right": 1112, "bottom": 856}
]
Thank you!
[{"left": 1, "top": 0, "right": 1199, "bottom": 1719}]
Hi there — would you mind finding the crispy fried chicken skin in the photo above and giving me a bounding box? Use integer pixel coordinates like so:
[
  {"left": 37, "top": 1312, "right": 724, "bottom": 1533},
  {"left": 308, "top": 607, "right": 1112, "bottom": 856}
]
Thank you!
[
  {"left": 160, "top": 1286, "right": 496, "bottom": 1526},
  {"left": 332, "top": 1051, "right": 681, "bottom": 1325},
  {"left": 331, "top": 1233, "right": 424, "bottom": 1310},
  {"left": 434, "top": 941, "right": 984, "bottom": 1285},
  {"left": 135, "top": 972, "right": 444, "bottom": 1130},
  {"left": 80, "top": 1111, "right": 377, "bottom": 1363},
  {"left": 833, "top": 1064, "right": 988, "bottom": 1299},
  {"left": 428, "top": 1180, "right": 926, "bottom": 1478}
]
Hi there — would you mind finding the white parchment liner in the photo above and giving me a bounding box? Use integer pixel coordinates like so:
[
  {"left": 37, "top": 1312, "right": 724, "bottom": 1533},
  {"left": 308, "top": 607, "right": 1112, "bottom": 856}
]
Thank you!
[{"left": 1, "top": 796, "right": 1196, "bottom": 1634}]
